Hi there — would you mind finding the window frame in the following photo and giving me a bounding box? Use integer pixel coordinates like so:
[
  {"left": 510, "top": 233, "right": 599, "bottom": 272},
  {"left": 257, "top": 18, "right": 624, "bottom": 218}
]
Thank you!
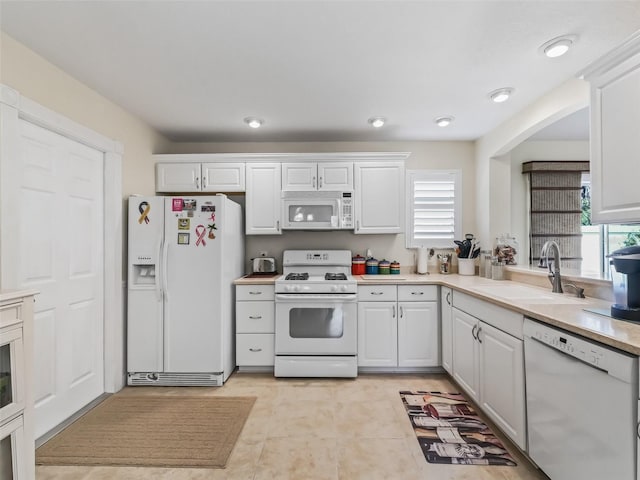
[{"left": 405, "top": 169, "right": 462, "bottom": 249}]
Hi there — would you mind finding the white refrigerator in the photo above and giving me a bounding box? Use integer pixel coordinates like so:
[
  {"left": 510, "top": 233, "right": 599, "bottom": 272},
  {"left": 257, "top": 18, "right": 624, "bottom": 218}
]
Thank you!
[{"left": 127, "top": 194, "right": 243, "bottom": 386}]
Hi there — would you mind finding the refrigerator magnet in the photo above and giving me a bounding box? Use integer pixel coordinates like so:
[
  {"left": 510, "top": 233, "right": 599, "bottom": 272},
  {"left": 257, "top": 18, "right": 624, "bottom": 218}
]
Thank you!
[
  {"left": 177, "top": 232, "right": 190, "bottom": 245},
  {"left": 138, "top": 201, "right": 151, "bottom": 224},
  {"left": 178, "top": 218, "right": 190, "bottom": 230},
  {"left": 172, "top": 198, "right": 183, "bottom": 211},
  {"left": 201, "top": 203, "right": 215, "bottom": 212},
  {"left": 195, "top": 225, "right": 207, "bottom": 246},
  {"left": 183, "top": 199, "right": 197, "bottom": 211},
  {"left": 207, "top": 223, "right": 217, "bottom": 239}
]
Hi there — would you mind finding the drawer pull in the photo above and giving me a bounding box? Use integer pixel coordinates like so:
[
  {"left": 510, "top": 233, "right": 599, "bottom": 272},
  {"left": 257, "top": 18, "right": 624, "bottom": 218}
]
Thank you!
[
  {"left": 411, "top": 291, "right": 424, "bottom": 295},
  {"left": 249, "top": 315, "right": 262, "bottom": 319},
  {"left": 249, "top": 291, "right": 263, "bottom": 295},
  {"left": 249, "top": 348, "right": 263, "bottom": 352},
  {"left": 370, "top": 291, "right": 384, "bottom": 295}
]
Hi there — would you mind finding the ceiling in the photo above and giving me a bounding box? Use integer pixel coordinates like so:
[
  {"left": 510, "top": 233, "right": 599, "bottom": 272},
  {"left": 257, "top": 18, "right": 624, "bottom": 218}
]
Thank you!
[{"left": 1, "top": 1, "right": 639, "bottom": 143}]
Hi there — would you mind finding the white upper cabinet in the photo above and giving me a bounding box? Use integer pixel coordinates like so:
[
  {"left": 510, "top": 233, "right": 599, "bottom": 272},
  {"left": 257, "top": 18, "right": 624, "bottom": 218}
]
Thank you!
[
  {"left": 282, "top": 162, "right": 353, "bottom": 191},
  {"left": 155, "top": 155, "right": 245, "bottom": 193},
  {"left": 156, "top": 163, "right": 201, "bottom": 192},
  {"left": 201, "top": 163, "right": 245, "bottom": 192},
  {"left": 245, "top": 163, "right": 282, "bottom": 235},
  {"left": 354, "top": 161, "right": 405, "bottom": 234},
  {"left": 583, "top": 33, "right": 640, "bottom": 224}
]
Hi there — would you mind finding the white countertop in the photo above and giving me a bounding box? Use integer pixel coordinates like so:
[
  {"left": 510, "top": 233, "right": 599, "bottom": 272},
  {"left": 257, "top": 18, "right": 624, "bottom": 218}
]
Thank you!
[{"left": 235, "top": 273, "right": 640, "bottom": 355}]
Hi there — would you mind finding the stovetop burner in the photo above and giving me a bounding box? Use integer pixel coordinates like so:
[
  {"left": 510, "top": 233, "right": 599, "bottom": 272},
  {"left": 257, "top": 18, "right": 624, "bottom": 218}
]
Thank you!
[
  {"left": 285, "top": 272, "right": 309, "bottom": 281},
  {"left": 325, "top": 273, "right": 348, "bottom": 281}
]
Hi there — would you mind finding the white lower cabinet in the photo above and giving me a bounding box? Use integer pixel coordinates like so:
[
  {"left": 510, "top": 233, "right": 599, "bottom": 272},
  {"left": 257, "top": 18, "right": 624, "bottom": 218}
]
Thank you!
[
  {"left": 235, "top": 285, "right": 275, "bottom": 368},
  {"left": 451, "top": 292, "right": 526, "bottom": 450},
  {"left": 358, "top": 285, "right": 438, "bottom": 369}
]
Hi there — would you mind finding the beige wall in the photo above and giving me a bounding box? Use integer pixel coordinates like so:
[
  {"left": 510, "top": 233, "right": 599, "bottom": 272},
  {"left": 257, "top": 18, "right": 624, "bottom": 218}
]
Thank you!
[
  {"left": 162, "top": 141, "right": 476, "bottom": 272},
  {"left": 474, "top": 77, "right": 590, "bottom": 249},
  {"left": 0, "top": 33, "right": 475, "bottom": 273},
  {"left": 0, "top": 33, "right": 171, "bottom": 198}
]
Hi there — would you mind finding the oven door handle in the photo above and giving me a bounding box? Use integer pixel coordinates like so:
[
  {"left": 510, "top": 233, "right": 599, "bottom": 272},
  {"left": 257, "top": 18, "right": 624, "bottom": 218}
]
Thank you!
[{"left": 275, "top": 293, "right": 357, "bottom": 302}]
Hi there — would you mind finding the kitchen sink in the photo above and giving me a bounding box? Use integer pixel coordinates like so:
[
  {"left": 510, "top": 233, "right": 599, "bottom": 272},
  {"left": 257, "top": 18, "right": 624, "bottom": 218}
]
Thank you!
[{"left": 473, "top": 284, "right": 586, "bottom": 304}]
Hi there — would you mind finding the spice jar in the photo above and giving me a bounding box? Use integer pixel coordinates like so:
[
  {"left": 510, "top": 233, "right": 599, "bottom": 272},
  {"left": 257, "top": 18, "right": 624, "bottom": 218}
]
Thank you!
[
  {"left": 351, "top": 254, "right": 366, "bottom": 275},
  {"left": 378, "top": 259, "right": 391, "bottom": 274},
  {"left": 365, "top": 257, "right": 379, "bottom": 274},
  {"left": 390, "top": 260, "right": 401, "bottom": 274}
]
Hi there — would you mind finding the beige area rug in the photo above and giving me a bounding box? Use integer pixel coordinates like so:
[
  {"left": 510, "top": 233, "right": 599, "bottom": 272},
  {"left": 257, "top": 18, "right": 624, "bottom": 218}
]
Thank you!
[{"left": 36, "top": 394, "right": 256, "bottom": 468}]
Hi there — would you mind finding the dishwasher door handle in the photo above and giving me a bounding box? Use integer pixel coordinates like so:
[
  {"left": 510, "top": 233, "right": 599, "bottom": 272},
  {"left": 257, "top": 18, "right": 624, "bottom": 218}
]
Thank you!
[{"left": 526, "top": 335, "right": 609, "bottom": 375}]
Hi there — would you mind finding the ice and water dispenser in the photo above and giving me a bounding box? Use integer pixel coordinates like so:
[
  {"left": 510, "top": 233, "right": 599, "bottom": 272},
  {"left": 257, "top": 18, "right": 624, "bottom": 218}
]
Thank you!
[{"left": 130, "top": 254, "right": 157, "bottom": 286}]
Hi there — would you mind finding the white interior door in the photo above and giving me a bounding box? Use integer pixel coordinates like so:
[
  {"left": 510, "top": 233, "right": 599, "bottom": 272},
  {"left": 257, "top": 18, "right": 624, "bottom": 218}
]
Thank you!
[{"left": 16, "top": 119, "right": 105, "bottom": 438}]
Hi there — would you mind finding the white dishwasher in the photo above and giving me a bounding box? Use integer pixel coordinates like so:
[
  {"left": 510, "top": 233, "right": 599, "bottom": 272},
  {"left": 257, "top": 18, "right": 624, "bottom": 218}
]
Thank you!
[{"left": 524, "top": 318, "right": 638, "bottom": 480}]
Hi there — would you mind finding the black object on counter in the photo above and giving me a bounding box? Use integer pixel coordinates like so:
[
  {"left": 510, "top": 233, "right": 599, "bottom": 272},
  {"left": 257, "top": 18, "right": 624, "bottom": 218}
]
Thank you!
[{"left": 609, "top": 246, "right": 640, "bottom": 322}]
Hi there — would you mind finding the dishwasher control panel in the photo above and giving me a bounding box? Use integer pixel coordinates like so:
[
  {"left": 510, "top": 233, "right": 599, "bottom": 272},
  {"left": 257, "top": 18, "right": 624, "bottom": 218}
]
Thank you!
[{"left": 523, "top": 318, "right": 636, "bottom": 380}]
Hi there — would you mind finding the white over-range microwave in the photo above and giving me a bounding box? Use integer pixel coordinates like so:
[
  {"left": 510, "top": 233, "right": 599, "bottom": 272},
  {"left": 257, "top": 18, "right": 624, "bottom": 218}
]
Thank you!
[{"left": 281, "top": 191, "right": 354, "bottom": 230}]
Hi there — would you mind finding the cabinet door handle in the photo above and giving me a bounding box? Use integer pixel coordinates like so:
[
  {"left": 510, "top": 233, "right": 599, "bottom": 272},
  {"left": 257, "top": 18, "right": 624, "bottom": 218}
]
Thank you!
[
  {"left": 356, "top": 220, "right": 360, "bottom": 231},
  {"left": 249, "top": 348, "right": 263, "bottom": 352},
  {"left": 477, "top": 326, "right": 483, "bottom": 343},
  {"left": 400, "top": 306, "right": 404, "bottom": 318},
  {"left": 249, "top": 291, "right": 262, "bottom": 295},
  {"left": 203, "top": 176, "right": 208, "bottom": 189},
  {"left": 319, "top": 176, "right": 323, "bottom": 188},
  {"left": 472, "top": 324, "right": 478, "bottom": 340},
  {"left": 637, "top": 420, "right": 640, "bottom": 439},
  {"left": 276, "top": 220, "right": 280, "bottom": 232},
  {"left": 195, "top": 176, "right": 200, "bottom": 189},
  {"left": 313, "top": 176, "right": 316, "bottom": 188},
  {"left": 411, "top": 291, "right": 424, "bottom": 296},
  {"left": 446, "top": 291, "right": 451, "bottom": 305},
  {"left": 392, "top": 305, "right": 396, "bottom": 318},
  {"left": 249, "top": 315, "right": 262, "bottom": 319}
]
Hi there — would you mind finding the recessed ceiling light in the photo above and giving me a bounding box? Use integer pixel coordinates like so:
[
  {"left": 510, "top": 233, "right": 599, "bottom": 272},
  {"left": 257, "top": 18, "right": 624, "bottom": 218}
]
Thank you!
[
  {"left": 368, "top": 117, "right": 386, "bottom": 128},
  {"left": 244, "top": 117, "right": 263, "bottom": 128},
  {"left": 434, "top": 116, "right": 454, "bottom": 127},
  {"left": 540, "top": 35, "right": 578, "bottom": 58},
  {"left": 489, "top": 88, "right": 514, "bottom": 103}
]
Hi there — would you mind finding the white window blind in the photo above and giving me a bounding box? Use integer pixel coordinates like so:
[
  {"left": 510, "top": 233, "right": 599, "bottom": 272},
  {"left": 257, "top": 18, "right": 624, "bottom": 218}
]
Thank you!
[{"left": 406, "top": 170, "right": 462, "bottom": 248}]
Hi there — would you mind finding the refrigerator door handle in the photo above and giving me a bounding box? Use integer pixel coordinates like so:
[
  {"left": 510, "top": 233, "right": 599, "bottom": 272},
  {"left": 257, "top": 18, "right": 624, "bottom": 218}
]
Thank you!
[
  {"left": 155, "top": 237, "right": 163, "bottom": 302},
  {"left": 162, "top": 236, "right": 170, "bottom": 302}
]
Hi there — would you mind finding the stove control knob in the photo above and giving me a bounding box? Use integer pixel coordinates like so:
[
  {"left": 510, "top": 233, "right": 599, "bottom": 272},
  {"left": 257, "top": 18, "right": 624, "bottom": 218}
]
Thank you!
[
  {"left": 340, "top": 285, "right": 348, "bottom": 292},
  {"left": 332, "top": 285, "right": 339, "bottom": 292}
]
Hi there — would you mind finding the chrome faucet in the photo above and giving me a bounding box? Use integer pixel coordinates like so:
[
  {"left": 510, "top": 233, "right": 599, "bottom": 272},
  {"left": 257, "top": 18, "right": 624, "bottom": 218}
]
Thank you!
[{"left": 539, "top": 241, "right": 563, "bottom": 294}]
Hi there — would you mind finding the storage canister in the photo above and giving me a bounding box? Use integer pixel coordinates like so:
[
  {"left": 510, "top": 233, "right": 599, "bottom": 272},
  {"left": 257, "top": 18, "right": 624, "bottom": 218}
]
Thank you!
[
  {"left": 351, "top": 254, "right": 366, "bottom": 275},
  {"left": 390, "top": 260, "right": 401, "bottom": 274},
  {"left": 365, "top": 257, "right": 379, "bottom": 274},
  {"left": 378, "top": 259, "right": 391, "bottom": 274}
]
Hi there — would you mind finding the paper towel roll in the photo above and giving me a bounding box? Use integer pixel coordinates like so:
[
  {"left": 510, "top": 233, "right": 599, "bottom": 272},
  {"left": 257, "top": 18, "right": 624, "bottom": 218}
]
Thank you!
[{"left": 416, "top": 247, "right": 428, "bottom": 274}]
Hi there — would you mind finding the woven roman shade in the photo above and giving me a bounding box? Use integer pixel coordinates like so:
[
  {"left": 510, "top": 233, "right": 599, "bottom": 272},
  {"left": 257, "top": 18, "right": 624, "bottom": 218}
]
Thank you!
[{"left": 522, "top": 161, "right": 589, "bottom": 269}]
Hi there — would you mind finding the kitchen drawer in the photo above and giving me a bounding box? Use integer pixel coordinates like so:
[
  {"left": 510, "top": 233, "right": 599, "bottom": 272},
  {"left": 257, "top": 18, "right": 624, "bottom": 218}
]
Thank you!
[
  {"left": 0, "top": 302, "right": 21, "bottom": 329},
  {"left": 398, "top": 285, "right": 438, "bottom": 302},
  {"left": 236, "top": 334, "right": 274, "bottom": 366},
  {"left": 236, "top": 284, "right": 275, "bottom": 301},
  {"left": 358, "top": 285, "right": 397, "bottom": 302},
  {"left": 236, "top": 301, "right": 275, "bottom": 333},
  {"left": 453, "top": 291, "right": 523, "bottom": 339}
]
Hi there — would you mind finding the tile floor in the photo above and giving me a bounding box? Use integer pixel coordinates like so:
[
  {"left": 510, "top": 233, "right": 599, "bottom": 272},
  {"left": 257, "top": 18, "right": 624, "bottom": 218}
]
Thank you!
[{"left": 36, "top": 372, "right": 550, "bottom": 480}]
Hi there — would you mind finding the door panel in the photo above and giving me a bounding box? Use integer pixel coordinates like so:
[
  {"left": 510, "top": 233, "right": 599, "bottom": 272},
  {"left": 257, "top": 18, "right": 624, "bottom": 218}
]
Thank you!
[
  {"left": 16, "top": 120, "right": 104, "bottom": 438},
  {"left": 451, "top": 308, "right": 479, "bottom": 401}
]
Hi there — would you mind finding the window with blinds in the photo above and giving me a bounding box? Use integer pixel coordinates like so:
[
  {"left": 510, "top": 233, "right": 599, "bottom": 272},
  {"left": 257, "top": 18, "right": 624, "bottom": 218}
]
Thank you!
[{"left": 406, "top": 170, "right": 462, "bottom": 248}]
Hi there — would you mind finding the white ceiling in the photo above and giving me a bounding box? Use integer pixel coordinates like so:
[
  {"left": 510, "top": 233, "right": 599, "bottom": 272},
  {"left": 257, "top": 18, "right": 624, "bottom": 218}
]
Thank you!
[{"left": 1, "top": 1, "right": 639, "bottom": 143}]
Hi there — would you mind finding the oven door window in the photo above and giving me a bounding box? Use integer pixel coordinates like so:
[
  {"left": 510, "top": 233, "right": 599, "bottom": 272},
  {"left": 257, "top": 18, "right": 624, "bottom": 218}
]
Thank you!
[
  {"left": 289, "top": 307, "right": 344, "bottom": 338},
  {"left": 287, "top": 205, "right": 334, "bottom": 224}
]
